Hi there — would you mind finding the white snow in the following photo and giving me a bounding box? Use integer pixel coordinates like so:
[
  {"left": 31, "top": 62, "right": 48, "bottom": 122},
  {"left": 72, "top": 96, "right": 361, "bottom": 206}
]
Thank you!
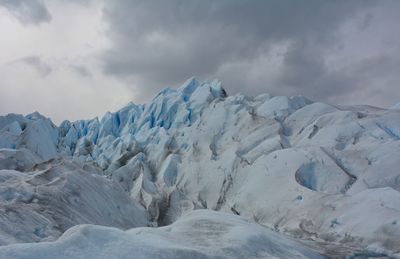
[{"left": 0, "top": 210, "right": 322, "bottom": 259}]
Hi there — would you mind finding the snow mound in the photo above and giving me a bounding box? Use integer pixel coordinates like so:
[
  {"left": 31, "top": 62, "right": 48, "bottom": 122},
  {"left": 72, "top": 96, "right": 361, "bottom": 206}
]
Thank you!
[{"left": 0, "top": 210, "right": 322, "bottom": 259}]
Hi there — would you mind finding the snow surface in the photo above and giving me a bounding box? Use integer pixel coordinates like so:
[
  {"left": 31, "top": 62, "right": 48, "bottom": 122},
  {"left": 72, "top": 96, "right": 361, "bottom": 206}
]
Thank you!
[
  {"left": 0, "top": 158, "right": 148, "bottom": 245},
  {"left": 1, "top": 78, "right": 400, "bottom": 257},
  {"left": 0, "top": 210, "right": 322, "bottom": 259}
]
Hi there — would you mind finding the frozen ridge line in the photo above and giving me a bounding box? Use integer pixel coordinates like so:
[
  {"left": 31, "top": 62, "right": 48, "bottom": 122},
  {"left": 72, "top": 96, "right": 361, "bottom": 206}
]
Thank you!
[{"left": 0, "top": 77, "right": 400, "bottom": 257}]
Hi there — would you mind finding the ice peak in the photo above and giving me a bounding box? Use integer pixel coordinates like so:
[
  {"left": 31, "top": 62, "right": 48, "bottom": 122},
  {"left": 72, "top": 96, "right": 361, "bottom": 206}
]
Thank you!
[
  {"left": 26, "top": 111, "right": 47, "bottom": 121},
  {"left": 154, "top": 87, "right": 176, "bottom": 99},
  {"left": 178, "top": 77, "right": 200, "bottom": 102},
  {"left": 207, "top": 79, "right": 227, "bottom": 98},
  {"left": 390, "top": 102, "right": 400, "bottom": 110}
]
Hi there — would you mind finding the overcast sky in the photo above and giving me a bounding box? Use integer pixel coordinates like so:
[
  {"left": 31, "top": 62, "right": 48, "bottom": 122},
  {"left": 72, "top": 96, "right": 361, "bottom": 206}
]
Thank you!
[{"left": 1, "top": 0, "right": 400, "bottom": 124}]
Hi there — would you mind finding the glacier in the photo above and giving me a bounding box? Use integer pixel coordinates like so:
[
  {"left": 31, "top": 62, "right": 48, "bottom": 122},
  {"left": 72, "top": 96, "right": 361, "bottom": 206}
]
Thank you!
[{"left": 1, "top": 77, "right": 400, "bottom": 257}]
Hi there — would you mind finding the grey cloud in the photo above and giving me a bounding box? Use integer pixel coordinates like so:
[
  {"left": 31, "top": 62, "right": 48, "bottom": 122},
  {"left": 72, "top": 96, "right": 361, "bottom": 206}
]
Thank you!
[
  {"left": 216, "top": 41, "right": 400, "bottom": 108},
  {"left": 358, "top": 12, "right": 374, "bottom": 31},
  {"left": 1, "top": 0, "right": 397, "bottom": 117},
  {"left": 14, "top": 56, "right": 52, "bottom": 77},
  {"left": 0, "top": 0, "right": 51, "bottom": 25},
  {"left": 70, "top": 65, "right": 92, "bottom": 77},
  {"left": 335, "top": 54, "right": 400, "bottom": 104},
  {"left": 100, "top": 0, "right": 384, "bottom": 102}
]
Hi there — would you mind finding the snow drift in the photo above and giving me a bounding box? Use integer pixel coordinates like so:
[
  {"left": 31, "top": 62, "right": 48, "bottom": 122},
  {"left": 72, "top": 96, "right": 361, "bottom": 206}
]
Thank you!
[{"left": 0, "top": 210, "right": 322, "bottom": 259}]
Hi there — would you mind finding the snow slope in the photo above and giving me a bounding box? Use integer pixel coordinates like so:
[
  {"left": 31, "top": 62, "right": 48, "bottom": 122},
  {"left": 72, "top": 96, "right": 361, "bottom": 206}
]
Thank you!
[
  {"left": 0, "top": 158, "right": 148, "bottom": 245},
  {"left": 1, "top": 77, "right": 400, "bottom": 257}
]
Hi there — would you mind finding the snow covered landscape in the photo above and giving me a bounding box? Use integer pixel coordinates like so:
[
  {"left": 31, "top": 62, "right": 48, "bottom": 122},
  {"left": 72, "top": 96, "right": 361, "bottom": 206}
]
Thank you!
[{"left": 0, "top": 78, "right": 400, "bottom": 258}]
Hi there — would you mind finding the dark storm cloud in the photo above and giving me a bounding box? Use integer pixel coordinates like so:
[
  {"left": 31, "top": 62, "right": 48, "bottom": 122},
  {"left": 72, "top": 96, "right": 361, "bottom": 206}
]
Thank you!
[
  {"left": 13, "top": 55, "right": 52, "bottom": 77},
  {"left": 100, "top": 0, "right": 397, "bottom": 104},
  {"left": 0, "top": 0, "right": 51, "bottom": 25},
  {"left": 1, "top": 0, "right": 399, "bottom": 117}
]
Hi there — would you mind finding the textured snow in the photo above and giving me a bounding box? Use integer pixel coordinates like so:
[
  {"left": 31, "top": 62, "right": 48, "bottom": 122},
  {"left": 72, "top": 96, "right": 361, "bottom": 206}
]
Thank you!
[
  {"left": 0, "top": 210, "right": 322, "bottom": 259},
  {"left": 1, "top": 78, "right": 400, "bottom": 257},
  {"left": 0, "top": 158, "right": 148, "bottom": 245}
]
